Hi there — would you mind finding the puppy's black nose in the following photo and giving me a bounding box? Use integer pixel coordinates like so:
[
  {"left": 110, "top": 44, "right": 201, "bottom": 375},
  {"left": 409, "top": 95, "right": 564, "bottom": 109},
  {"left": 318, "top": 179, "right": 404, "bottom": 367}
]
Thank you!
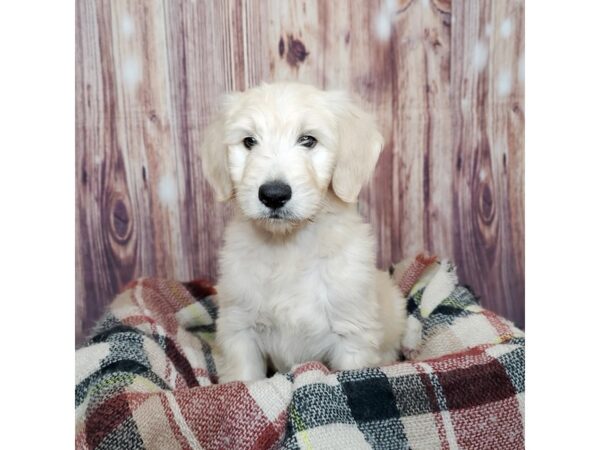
[{"left": 258, "top": 181, "right": 292, "bottom": 209}]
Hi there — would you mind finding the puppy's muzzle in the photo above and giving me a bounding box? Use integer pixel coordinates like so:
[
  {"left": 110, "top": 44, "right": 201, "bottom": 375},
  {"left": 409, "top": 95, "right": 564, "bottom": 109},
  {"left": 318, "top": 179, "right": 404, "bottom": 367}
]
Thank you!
[{"left": 258, "top": 181, "right": 292, "bottom": 210}]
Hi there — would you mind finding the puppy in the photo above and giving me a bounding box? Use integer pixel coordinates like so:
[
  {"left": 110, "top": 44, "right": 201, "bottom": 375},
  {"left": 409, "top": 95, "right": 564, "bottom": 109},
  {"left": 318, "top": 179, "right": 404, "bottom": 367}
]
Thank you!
[{"left": 200, "top": 82, "right": 406, "bottom": 383}]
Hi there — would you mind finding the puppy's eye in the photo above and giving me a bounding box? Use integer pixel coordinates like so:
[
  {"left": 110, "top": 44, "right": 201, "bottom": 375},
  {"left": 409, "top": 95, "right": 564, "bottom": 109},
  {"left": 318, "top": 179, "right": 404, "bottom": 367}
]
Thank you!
[
  {"left": 297, "top": 135, "right": 317, "bottom": 149},
  {"left": 243, "top": 137, "right": 258, "bottom": 150}
]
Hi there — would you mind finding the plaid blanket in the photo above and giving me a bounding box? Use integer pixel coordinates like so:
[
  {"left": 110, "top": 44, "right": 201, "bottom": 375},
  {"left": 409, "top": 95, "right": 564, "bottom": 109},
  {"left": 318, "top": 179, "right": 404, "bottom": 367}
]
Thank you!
[{"left": 75, "top": 257, "right": 524, "bottom": 449}]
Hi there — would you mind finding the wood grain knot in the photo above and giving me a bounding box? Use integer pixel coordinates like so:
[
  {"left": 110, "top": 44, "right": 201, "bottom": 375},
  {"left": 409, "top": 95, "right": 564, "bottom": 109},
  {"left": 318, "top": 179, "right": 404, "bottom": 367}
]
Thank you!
[
  {"left": 472, "top": 142, "right": 499, "bottom": 251},
  {"left": 396, "top": 0, "right": 413, "bottom": 14},
  {"left": 148, "top": 110, "right": 160, "bottom": 124},
  {"left": 432, "top": 0, "right": 451, "bottom": 14},
  {"left": 424, "top": 28, "right": 443, "bottom": 49},
  {"left": 512, "top": 103, "right": 523, "bottom": 117},
  {"left": 110, "top": 197, "right": 133, "bottom": 243},
  {"left": 479, "top": 183, "right": 495, "bottom": 225},
  {"left": 285, "top": 35, "right": 309, "bottom": 67}
]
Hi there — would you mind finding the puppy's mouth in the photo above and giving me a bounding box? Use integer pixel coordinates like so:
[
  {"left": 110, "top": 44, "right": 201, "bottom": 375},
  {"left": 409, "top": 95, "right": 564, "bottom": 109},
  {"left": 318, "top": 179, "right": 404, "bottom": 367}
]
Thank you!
[
  {"left": 261, "top": 209, "right": 296, "bottom": 221},
  {"left": 256, "top": 208, "right": 309, "bottom": 226},
  {"left": 267, "top": 211, "right": 285, "bottom": 220}
]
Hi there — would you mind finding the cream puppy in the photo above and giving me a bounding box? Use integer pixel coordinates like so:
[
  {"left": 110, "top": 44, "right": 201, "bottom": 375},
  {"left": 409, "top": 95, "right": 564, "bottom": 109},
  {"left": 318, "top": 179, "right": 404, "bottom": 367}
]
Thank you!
[{"left": 200, "top": 82, "right": 406, "bottom": 383}]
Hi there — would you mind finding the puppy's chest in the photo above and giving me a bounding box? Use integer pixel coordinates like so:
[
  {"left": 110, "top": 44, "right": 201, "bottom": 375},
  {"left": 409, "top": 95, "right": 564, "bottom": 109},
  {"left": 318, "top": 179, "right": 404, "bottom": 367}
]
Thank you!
[
  {"left": 252, "top": 263, "right": 333, "bottom": 333},
  {"left": 251, "top": 266, "right": 336, "bottom": 369},
  {"left": 228, "top": 241, "right": 334, "bottom": 325}
]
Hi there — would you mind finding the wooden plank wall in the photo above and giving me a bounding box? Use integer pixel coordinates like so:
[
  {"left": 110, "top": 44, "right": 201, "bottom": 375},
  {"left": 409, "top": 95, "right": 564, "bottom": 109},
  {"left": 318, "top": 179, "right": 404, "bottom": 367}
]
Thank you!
[{"left": 76, "top": 0, "right": 524, "bottom": 345}]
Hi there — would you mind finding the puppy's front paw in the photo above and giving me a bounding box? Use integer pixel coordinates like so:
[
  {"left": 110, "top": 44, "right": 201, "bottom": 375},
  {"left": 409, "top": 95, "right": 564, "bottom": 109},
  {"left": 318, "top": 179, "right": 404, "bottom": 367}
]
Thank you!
[
  {"left": 214, "top": 349, "right": 266, "bottom": 383},
  {"left": 217, "top": 370, "right": 247, "bottom": 384},
  {"left": 330, "top": 349, "right": 380, "bottom": 371}
]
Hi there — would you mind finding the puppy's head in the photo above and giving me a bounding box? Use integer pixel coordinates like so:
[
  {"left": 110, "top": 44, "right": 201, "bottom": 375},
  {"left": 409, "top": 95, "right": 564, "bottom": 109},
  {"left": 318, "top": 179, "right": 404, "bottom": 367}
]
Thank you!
[{"left": 200, "top": 82, "right": 383, "bottom": 234}]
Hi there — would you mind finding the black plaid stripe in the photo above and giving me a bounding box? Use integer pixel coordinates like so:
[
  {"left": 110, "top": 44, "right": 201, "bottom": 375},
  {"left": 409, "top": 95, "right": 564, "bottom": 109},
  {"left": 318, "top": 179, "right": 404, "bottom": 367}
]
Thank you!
[
  {"left": 89, "top": 324, "right": 144, "bottom": 345},
  {"left": 95, "top": 416, "right": 145, "bottom": 450},
  {"left": 100, "top": 330, "right": 152, "bottom": 375},
  {"left": 357, "top": 418, "right": 410, "bottom": 450},
  {"left": 287, "top": 383, "right": 354, "bottom": 431},
  {"left": 200, "top": 339, "right": 218, "bottom": 379},
  {"left": 94, "top": 316, "right": 200, "bottom": 387},
  {"left": 443, "top": 285, "right": 480, "bottom": 308},
  {"left": 421, "top": 286, "right": 478, "bottom": 338},
  {"left": 77, "top": 323, "right": 174, "bottom": 408},
  {"left": 339, "top": 369, "right": 411, "bottom": 449},
  {"left": 76, "top": 372, "right": 137, "bottom": 411},
  {"left": 496, "top": 344, "right": 525, "bottom": 394},
  {"left": 198, "top": 296, "right": 219, "bottom": 321},
  {"left": 388, "top": 374, "right": 435, "bottom": 416},
  {"left": 185, "top": 296, "right": 219, "bottom": 334},
  {"left": 337, "top": 366, "right": 387, "bottom": 383},
  {"left": 407, "top": 288, "right": 424, "bottom": 315},
  {"left": 185, "top": 323, "right": 216, "bottom": 333},
  {"left": 341, "top": 375, "right": 400, "bottom": 422},
  {"left": 85, "top": 313, "right": 121, "bottom": 345},
  {"left": 279, "top": 430, "right": 301, "bottom": 450},
  {"left": 406, "top": 295, "right": 420, "bottom": 315},
  {"left": 76, "top": 359, "right": 170, "bottom": 408}
]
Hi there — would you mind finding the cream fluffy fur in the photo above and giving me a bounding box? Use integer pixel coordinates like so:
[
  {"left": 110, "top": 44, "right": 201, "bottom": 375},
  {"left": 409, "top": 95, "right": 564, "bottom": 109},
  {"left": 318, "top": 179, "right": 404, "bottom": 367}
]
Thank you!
[{"left": 200, "top": 82, "right": 407, "bottom": 383}]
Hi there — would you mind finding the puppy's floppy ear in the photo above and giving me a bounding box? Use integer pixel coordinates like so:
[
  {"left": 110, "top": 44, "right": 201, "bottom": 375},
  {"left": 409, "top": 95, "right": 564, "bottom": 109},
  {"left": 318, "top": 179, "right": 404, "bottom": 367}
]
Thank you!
[
  {"left": 199, "top": 95, "right": 237, "bottom": 201},
  {"left": 328, "top": 91, "right": 384, "bottom": 203}
]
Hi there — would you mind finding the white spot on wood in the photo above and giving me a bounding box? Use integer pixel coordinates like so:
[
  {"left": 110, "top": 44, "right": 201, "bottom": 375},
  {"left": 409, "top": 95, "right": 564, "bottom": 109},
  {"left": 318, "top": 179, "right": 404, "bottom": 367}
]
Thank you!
[
  {"left": 473, "top": 41, "right": 488, "bottom": 72},
  {"left": 485, "top": 23, "right": 492, "bottom": 37},
  {"left": 158, "top": 175, "right": 178, "bottom": 206},
  {"left": 421, "top": 0, "right": 430, "bottom": 7},
  {"left": 121, "top": 14, "right": 135, "bottom": 37},
  {"left": 518, "top": 55, "right": 525, "bottom": 84},
  {"left": 479, "top": 168, "right": 487, "bottom": 181},
  {"left": 374, "top": 10, "right": 392, "bottom": 41},
  {"left": 374, "top": 0, "right": 396, "bottom": 42},
  {"left": 497, "top": 70, "right": 512, "bottom": 97},
  {"left": 122, "top": 58, "right": 141, "bottom": 89},
  {"left": 500, "top": 18, "right": 512, "bottom": 38}
]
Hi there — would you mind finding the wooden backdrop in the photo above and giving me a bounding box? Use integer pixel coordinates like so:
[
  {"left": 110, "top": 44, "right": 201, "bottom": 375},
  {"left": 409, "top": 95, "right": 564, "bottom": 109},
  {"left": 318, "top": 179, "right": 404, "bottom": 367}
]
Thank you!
[{"left": 76, "top": 0, "right": 524, "bottom": 346}]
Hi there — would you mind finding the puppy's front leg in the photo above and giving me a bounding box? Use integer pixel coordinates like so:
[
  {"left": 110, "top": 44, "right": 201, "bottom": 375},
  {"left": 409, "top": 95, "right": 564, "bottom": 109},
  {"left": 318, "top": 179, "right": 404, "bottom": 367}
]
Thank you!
[
  {"left": 329, "top": 334, "right": 381, "bottom": 371},
  {"left": 216, "top": 326, "right": 266, "bottom": 383}
]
